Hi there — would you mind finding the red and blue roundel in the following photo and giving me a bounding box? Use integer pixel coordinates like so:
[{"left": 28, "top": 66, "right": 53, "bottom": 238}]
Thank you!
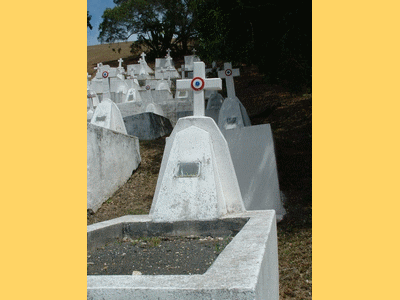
[
  {"left": 102, "top": 71, "right": 109, "bottom": 78},
  {"left": 145, "top": 85, "right": 151, "bottom": 90},
  {"left": 225, "top": 69, "right": 232, "bottom": 76},
  {"left": 191, "top": 77, "right": 205, "bottom": 91}
]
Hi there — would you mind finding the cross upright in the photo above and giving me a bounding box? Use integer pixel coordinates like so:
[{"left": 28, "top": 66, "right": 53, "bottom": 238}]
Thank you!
[
  {"left": 192, "top": 48, "right": 197, "bottom": 55},
  {"left": 118, "top": 58, "right": 123, "bottom": 68},
  {"left": 166, "top": 48, "right": 171, "bottom": 57},
  {"left": 140, "top": 52, "right": 146, "bottom": 62},
  {"left": 218, "top": 62, "right": 240, "bottom": 98},
  {"left": 94, "top": 62, "right": 103, "bottom": 71},
  {"left": 176, "top": 61, "right": 222, "bottom": 116}
]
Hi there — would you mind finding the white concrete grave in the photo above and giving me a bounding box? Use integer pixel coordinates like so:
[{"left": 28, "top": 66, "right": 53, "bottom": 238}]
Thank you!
[
  {"left": 218, "top": 96, "right": 251, "bottom": 131},
  {"left": 176, "top": 61, "right": 222, "bottom": 116},
  {"left": 90, "top": 98, "right": 127, "bottom": 134},
  {"left": 150, "top": 116, "right": 246, "bottom": 222},
  {"left": 87, "top": 210, "right": 279, "bottom": 299},
  {"left": 87, "top": 123, "right": 141, "bottom": 212},
  {"left": 205, "top": 91, "right": 224, "bottom": 123},
  {"left": 151, "top": 65, "right": 244, "bottom": 222},
  {"left": 155, "top": 49, "right": 180, "bottom": 79},
  {"left": 223, "top": 124, "right": 286, "bottom": 220},
  {"left": 218, "top": 62, "right": 240, "bottom": 98}
]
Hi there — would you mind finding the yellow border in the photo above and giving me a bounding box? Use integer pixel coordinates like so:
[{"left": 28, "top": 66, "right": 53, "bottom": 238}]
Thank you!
[
  {"left": 2, "top": 1, "right": 86, "bottom": 299},
  {"left": 314, "top": 1, "right": 400, "bottom": 299}
]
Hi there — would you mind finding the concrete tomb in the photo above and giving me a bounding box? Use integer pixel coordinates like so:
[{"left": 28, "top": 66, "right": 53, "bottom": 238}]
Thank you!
[
  {"left": 87, "top": 123, "right": 141, "bottom": 212},
  {"left": 123, "top": 112, "right": 173, "bottom": 140},
  {"left": 90, "top": 98, "right": 127, "bottom": 135},
  {"left": 155, "top": 50, "right": 180, "bottom": 79},
  {"left": 217, "top": 96, "right": 251, "bottom": 131},
  {"left": 223, "top": 124, "right": 286, "bottom": 220},
  {"left": 127, "top": 52, "right": 154, "bottom": 78},
  {"left": 150, "top": 116, "right": 245, "bottom": 222},
  {"left": 87, "top": 210, "right": 279, "bottom": 299}
]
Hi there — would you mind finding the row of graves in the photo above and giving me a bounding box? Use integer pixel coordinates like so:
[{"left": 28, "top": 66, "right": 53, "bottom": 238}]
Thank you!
[{"left": 87, "top": 53, "right": 286, "bottom": 298}]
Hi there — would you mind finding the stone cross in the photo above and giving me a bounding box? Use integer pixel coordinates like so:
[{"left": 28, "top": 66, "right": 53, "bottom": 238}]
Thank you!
[
  {"left": 176, "top": 61, "right": 222, "bottom": 116},
  {"left": 140, "top": 52, "right": 146, "bottom": 61},
  {"left": 166, "top": 48, "right": 171, "bottom": 57},
  {"left": 218, "top": 62, "right": 240, "bottom": 98},
  {"left": 192, "top": 48, "right": 197, "bottom": 55},
  {"left": 94, "top": 62, "right": 103, "bottom": 71},
  {"left": 118, "top": 58, "right": 123, "bottom": 68}
]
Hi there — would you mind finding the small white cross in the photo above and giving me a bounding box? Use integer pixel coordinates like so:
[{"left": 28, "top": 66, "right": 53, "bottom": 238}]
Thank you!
[
  {"left": 176, "top": 61, "right": 222, "bottom": 116},
  {"left": 140, "top": 52, "right": 146, "bottom": 61},
  {"left": 118, "top": 58, "right": 123, "bottom": 68},
  {"left": 166, "top": 48, "right": 171, "bottom": 57},
  {"left": 192, "top": 48, "right": 197, "bottom": 55},
  {"left": 218, "top": 62, "right": 240, "bottom": 98},
  {"left": 94, "top": 62, "right": 103, "bottom": 71}
]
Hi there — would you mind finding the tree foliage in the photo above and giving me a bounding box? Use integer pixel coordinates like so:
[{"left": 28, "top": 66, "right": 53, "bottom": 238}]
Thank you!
[
  {"left": 98, "top": 0, "right": 198, "bottom": 57},
  {"left": 87, "top": 11, "right": 93, "bottom": 30},
  {"left": 196, "top": 0, "right": 311, "bottom": 92}
]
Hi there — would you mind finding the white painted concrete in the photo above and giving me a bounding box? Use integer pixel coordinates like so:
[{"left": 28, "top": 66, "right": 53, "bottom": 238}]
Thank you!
[
  {"left": 90, "top": 99, "right": 127, "bottom": 134},
  {"left": 223, "top": 124, "right": 286, "bottom": 220},
  {"left": 218, "top": 62, "right": 240, "bottom": 98},
  {"left": 87, "top": 210, "right": 279, "bottom": 300},
  {"left": 87, "top": 123, "right": 141, "bottom": 212},
  {"left": 218, "top": 96, "right": 251, "bottom": 131},
  {"left": 176, "top": 62, "right": 222, "bottom": 116},
  {"left": 150, "top": 116, "right": 245, "bottom": 222}
]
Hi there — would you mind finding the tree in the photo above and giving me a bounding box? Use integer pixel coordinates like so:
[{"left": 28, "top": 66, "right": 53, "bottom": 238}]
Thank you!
[
  {"left": 87, "top": 11, "right": 93, "bottom": 30},
  {"left": 196, "top": 0, "right": 311, "bottom": 92},
  {"left": 98, "top": 0, "right": 198, "bottom": 57}
]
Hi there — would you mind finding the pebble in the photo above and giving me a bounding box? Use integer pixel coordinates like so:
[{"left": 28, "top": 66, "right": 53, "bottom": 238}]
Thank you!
[{"left": 132, "top": 271, "right": 142, "bottom": 276}]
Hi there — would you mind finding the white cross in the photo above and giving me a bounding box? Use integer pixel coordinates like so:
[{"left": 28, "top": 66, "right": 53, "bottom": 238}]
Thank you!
[
  {"left": 218, "top": 62, "right": 240, "bottom": 98},
  {"left": 166, "top": 48, "right": 171, "bottom": 57},
  {"left": 118, "top": 58, "right": 123, "bottom": 68},
  {"left": 192, "top": 48, "right": 197, "bottom": 55},
  {"left": 141, "top": 52, "right": 146, "bottom": 61},
  {"left": 94, "top": 62, "right": 103, "bottom": 71},
  {"left": 176, "top": 61, "right": 222, "bottom": 116}
]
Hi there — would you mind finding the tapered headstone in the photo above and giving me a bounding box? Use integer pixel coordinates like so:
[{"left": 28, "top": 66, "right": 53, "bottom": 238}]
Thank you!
[{"left": 176, "top": 62, "right": 222, "bottom": 116}]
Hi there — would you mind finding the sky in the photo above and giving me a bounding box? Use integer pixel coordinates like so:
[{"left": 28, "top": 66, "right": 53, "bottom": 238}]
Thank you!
[{"left": 87, "top": 0, "right": 137, "bottom": 46}]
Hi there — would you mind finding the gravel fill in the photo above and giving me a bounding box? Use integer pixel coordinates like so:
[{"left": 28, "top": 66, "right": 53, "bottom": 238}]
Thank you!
[{"left": 87, "top": 235, "right": 234, "bottom": 276}]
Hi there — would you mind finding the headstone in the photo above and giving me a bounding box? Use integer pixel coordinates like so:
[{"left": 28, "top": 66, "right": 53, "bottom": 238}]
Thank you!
[
  {"left": 124, "top": 88, "right": 142, "bottom": 102},
  {"left": 223, "top": 124, "right": 286, "bottom": 220},
  {"left": 217, "top": 96, "right": 251, "bottom": 131},
  {"left": 205, "top": 91, "right": 224, "bottom": 123},
  {"left": 176, "top": 61, "right": 222, "bottom": 116},
  {"left": 155, "top": 51, "right": 180, "bottom": 79},
  {"left": 123, "top": 112, "right": 173, "bottom": 140},
  {"left": 150, "top": 116, "right": 245, "bottom": 222},
  {"left": 218, "top": 62, "right": 240, "bottom": 98},
  {"left": 90, "top": 98, "right": 127, "bottom": 134}
]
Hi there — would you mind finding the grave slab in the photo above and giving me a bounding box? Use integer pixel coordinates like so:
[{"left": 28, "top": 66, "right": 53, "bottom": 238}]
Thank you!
[
  {"left": 90, "top": 98, "right": 127, "bottom": 134},
  {"left": 150, "top": 116, "right": 245, "bottom": 222},
  {"left": 87, "top": 210, "right": 279, "bottom": 300},
  {"left": 223, "top": 124, "right": 286, "bottom": 220},
  {"left": 87, "top": 123, "right": 141, "bottom": 212},
  {"left": 123, "top": 112, "right": 173, "bottom": 140}
]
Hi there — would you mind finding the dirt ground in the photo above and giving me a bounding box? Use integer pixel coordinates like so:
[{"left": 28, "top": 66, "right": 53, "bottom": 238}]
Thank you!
[{"left": 87, "top": 53, "right": 312, "bottom": 299}]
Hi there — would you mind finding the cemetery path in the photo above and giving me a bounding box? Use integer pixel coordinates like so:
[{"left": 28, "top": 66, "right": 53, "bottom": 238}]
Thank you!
[{"left": 87, "top": 58, "right": 311, "bottom": 299}]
